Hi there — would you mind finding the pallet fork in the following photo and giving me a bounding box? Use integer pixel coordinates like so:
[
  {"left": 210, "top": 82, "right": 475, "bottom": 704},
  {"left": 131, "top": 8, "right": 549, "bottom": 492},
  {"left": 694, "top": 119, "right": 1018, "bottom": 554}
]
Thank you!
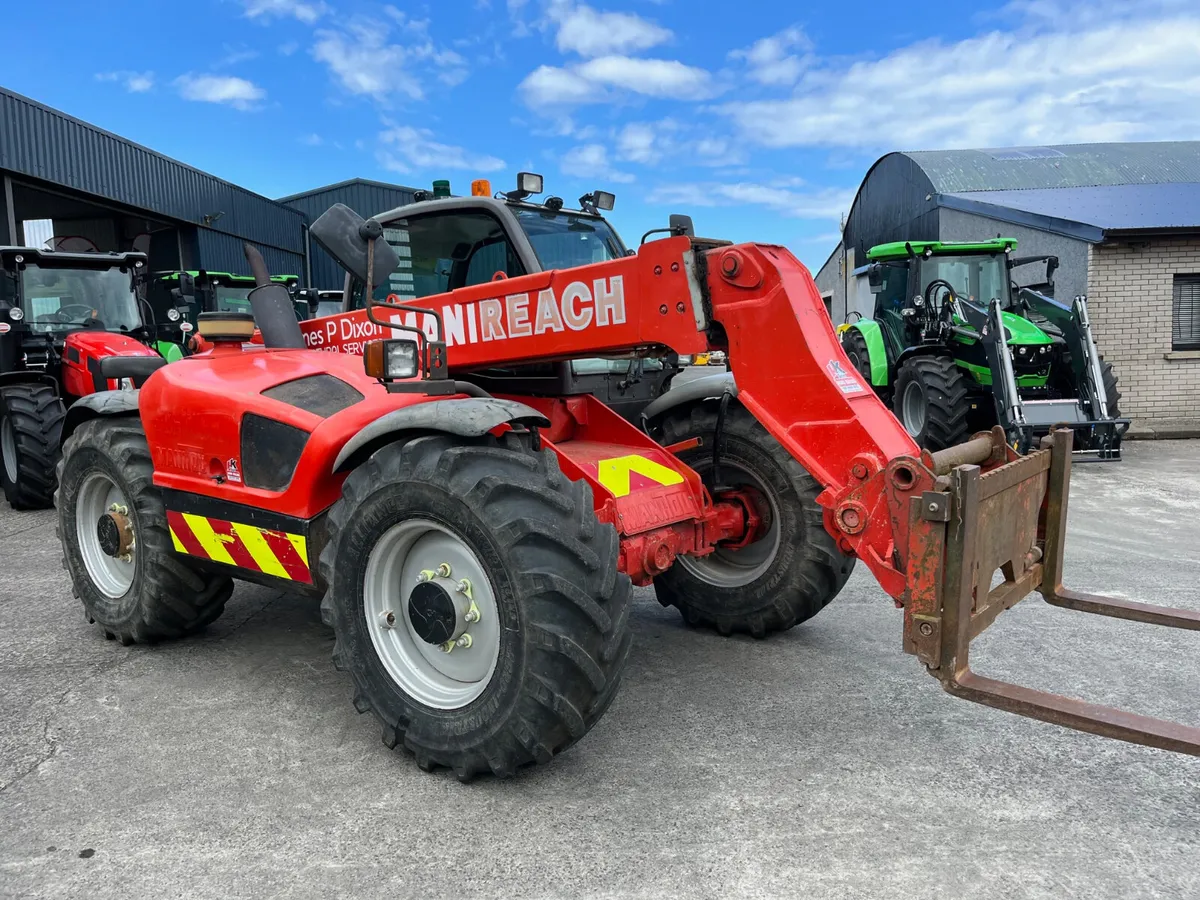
[{"left": 907, "top": 427, "right": 1200, "bottom": 753}]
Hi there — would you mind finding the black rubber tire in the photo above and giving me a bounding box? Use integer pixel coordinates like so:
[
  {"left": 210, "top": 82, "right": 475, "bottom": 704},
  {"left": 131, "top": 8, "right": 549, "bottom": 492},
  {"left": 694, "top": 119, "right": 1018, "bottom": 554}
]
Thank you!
[
  {"left": 1100, "top": 359, "right": 1122, "bottom": 418},
  {"left": 318, "top": 432, "right": 633, "bottom": 780},
  {"left": 892, "top": 355, "right": 971, "bottom": 451},
  {"left": 840, "top": 328, "right": 877, "bottom": 385},
  {"left": 650, "top": 403, "right": 855, "bottom": 638},
  {"left": 55, "top": 418, "right": 233, "bottom": 644},
  {"left": 1, "top": 383, "right": 65, "bottom": 510}
]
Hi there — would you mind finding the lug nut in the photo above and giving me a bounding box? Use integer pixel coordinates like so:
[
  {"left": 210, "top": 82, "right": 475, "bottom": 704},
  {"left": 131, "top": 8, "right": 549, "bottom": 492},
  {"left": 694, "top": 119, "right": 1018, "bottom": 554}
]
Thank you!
[
  {"left": 436, "top": 562, "right": 452, "bottom": 578},
  {"left": 455, "top": 634, "right": 473, "bottom": 649},
  {"left": 378, "top": 611, "right": 396, "bottom": 629},
  {"left": 464, "top": 608, "right": 480, "bottom": 624},
  {"left": 416, "top": 570, "right": 432, "bottom": 583},
  {"left": 456, "top": 579, "right": 471, "bottom": 594}
]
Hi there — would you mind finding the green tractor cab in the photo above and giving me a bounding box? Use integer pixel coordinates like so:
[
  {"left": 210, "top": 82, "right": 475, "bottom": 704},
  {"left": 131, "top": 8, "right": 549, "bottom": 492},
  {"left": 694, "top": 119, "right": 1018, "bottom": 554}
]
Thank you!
[
  {"left": 840, "top": 238, "right": 1126, "bottom": 459},
  {"left": 148, "top": 270, "right": 302, "bottom": 354}
]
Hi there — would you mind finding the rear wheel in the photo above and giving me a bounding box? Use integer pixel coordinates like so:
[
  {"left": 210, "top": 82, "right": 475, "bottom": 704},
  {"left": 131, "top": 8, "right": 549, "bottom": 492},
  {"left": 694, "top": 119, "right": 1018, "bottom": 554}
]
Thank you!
[
  {"left": 1100, "top": 359, "right": 1122, "bottom": 417},
  {"left": 650, "top": 403, "right": 855, "bottom": 638},
  {"left": 893, "top": 355, "right": 971, "bottom": 451},
  {"left": 56, "top": 419, "right": 233, "bottom": 643},
  {"left": 1, "top": 383, "right": 65, "bottom": 510},
  {"left": 841, "top": 329, "right": 882, "bottom": 396},
  {"left": 318, "top": 432, "right": 632, "bottom": 779}
]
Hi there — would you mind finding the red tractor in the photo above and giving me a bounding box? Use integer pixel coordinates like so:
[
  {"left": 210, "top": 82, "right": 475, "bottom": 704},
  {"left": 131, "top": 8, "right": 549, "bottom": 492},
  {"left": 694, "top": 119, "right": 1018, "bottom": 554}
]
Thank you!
[
  {"left": 53, "top": 188, "right": 1200, "bottom": 780},
  {"left": 1, "top": 247, "right": 163, "bottom": 509}
]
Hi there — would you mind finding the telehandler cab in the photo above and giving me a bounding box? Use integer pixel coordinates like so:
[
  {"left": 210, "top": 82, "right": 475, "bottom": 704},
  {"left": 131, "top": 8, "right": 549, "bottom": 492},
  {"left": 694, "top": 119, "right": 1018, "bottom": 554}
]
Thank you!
[
  {"left": 54, "top": 179, "right": 1200, "bottom": 780},
  {"left": 1, "top": 247, "right": 165, "bottom": 510}
]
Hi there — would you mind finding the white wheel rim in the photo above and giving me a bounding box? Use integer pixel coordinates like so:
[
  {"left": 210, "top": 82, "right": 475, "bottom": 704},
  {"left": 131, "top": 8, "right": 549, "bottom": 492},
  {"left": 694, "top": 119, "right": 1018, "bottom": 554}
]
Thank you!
[
  {"left": 363, "top": 519, "right": 501, "bottom": 710},
  {"left": 1, "top": 416, "right": 16, "bottom": 484},
  {"left": 902, "top": 381, "right": 926, "bottom": 436},
  {"left": 75, "top": 472, "right": 135, "bottom": 598}
]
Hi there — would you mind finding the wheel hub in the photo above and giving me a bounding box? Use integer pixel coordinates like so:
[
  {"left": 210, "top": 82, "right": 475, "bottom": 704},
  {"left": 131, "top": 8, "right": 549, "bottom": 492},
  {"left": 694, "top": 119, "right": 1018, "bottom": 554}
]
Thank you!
[
  {"left": 97, "top": 508, "right": 134, "bottom": 559},
  {"left": 407, "top": 581, "right": 465, "bottom": 645}
]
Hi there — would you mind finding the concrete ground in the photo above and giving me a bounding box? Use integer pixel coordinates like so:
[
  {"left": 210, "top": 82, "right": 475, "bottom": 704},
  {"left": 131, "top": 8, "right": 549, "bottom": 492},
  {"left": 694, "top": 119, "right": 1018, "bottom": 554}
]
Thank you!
[{"left": 1, "top": 437, "right": 1198, "bottom": 899}]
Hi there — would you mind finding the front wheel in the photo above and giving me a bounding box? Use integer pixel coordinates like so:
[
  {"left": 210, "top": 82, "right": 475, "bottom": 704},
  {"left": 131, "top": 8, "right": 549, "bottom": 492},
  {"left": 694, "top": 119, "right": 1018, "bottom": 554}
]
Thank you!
[
  {"left": 1, "top": 383, "right": 65, "bottom": 510},
  {"left": 650, "top": 403, "right": 855, "bottom": 638},
  {"left": 892, "top": 355, "right": 971, "bottom": 451},
  {"left": 318, "top": 432, "right": 632, "bottom": 779}
]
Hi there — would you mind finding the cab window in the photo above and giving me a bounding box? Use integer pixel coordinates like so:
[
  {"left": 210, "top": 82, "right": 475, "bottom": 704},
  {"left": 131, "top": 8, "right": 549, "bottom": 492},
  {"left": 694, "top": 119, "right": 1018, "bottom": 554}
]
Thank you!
[{"left": 352, "top": 211, "right": 523, "bottom": 308}]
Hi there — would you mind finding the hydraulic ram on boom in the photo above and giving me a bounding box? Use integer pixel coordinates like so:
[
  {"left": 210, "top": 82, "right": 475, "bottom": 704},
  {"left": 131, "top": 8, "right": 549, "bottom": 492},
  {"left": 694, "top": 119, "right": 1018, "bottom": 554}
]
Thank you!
[{"left": 303, "top": 211, "right": 1200, "bottom": 757}]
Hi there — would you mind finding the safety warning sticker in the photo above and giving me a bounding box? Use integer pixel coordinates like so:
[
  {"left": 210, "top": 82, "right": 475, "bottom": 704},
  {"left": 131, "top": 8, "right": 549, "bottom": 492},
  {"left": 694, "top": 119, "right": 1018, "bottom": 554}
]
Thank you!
[{"left": 827, "top": 359, "right": 865, "bottom": 394}]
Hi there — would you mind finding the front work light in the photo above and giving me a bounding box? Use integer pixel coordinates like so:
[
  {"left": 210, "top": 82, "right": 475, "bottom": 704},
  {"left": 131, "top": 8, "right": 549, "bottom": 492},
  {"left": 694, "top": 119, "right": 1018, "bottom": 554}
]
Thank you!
[
  {"left": 517, "top": 172, "right": 544, "bottom": 195},
  {"left": 593, "top": 190, "right": 615, "bottom": 211},
  {"left": 167, "top": 307, "right": 182, "bottom": 322},
  {"left": 364, "top": 338, "right": 419, "bottom": 381}
]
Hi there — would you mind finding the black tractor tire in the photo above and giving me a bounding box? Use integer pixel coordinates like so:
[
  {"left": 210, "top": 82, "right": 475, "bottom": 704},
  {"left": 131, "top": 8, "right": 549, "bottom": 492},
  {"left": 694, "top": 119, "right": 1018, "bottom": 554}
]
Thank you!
[
  {"left": 56, "top": 418, "right": 234, "bottom": 644},
  {"left": 1, "top": 383, "right": 65, "bottom": 510},
  {"left": 650, "top": 403, "right": 855, "bottom": 638},
  {"left": 1100, "top": 359, "right": 1122, "bottom": 417},
  {"left": 318, "top": 432, "right": 633, "bottom": 780},
  {"left": 892, "top": 355, "right": 971, "bottom": 451},
  {"left": 841, "top": 328, "right": 885, "bottom": 398}
]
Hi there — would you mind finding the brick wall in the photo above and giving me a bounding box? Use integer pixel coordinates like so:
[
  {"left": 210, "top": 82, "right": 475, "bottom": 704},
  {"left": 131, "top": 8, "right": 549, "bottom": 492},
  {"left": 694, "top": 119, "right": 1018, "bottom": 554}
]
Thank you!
[{"left": 1087, "top": 239, "right": 1200, "bottom": 428}]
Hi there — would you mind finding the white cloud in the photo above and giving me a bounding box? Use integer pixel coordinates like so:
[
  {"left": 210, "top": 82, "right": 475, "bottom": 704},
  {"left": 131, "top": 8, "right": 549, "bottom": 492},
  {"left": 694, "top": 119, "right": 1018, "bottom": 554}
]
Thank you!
[
  {"left": 729, "top": 26, "right": 811, "bottom": 86},
  {"left": 377, "top": 125, "right": 505, "bottom": 173},
  {"left": 559, "top": 144, "right": 635, "bottom": 183},
  {"left": 174, "top": 74, "right": 265, "bottom": 110},
  {"left": 300, "top": 133, "right": 323, "bottom": 146},
  {"left": 95, "top": 71, "right": 155, "bottom": 93},
  {"left": 646, "top": 181, "right": 855, "bottom": 221},
  {"left": 313, "top": 19, "right": 469, "bottom": 102},
  {"left": 547, "top": 0, "right": 672, "bottom": 57},
  {"left": 723, "top": 13, "right": 1200, "bottom": 150},
  {"left": 520, "top": 56, "right": 716, "bottom": 105},
  {"left": 612, "top": 120, "right": 746, "bottom": 168},
  {"left": 242, "top": 0, "right": 329, "bottom": 24}
]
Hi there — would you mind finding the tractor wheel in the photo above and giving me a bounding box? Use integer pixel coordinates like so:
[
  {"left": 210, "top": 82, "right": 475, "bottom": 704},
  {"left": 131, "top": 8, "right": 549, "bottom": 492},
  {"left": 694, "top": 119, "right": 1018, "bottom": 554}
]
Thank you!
[
  {"left": 892, "top": 355, "right": 971, "bottom": 451},
  {"left": 841, "top": 329, "right": 883, "bottom": 397},
  {"left": 1100, "top": 359, "right": 1122, "bottom": 417},
  {"left": 650, "top": 403, "right": 855, "bottom": 638},
  {"left": 318, "top": 432, "right": 632, "bottom": 780},
  {"left": 1, "top": 383, "right": 65, "bottom": 510},
  {"left": 56, "top": 419, "right": 234, "bottom": 644}
]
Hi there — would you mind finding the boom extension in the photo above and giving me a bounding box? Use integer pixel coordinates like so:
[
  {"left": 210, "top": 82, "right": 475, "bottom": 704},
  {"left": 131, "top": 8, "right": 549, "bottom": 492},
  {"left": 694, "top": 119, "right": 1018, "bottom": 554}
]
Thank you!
[{"left": 313, "top": 235, "right": 1200, "bottom": 756}]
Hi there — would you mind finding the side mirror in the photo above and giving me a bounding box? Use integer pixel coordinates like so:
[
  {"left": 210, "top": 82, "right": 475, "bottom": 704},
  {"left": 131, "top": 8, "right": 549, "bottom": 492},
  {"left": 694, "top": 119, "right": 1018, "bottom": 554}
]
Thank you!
[
  {"left": 669, "top": 214, "right": 695, "bottom": 238},
  {"left": 309, "top": 203, "right": 400, "bottom": 288},
  {"left": 176, "top": 272, "right": 195, "bottom": 301},
  {"left": 867, "top": 263, "right": 885, "bottom": 294}
]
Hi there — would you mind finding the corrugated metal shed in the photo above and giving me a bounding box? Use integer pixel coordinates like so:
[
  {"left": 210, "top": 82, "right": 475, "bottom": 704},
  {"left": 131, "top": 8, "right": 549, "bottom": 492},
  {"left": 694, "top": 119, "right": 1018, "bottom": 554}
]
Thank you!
[
  {"left": 0, "top": 86, "right": 305, "bottom": 256},
  {"left": 906, "top": 142, "right": 1200, "bottom": 193},
  {"left": 278, "top": 179, "right": 419, "bottom": 289}
]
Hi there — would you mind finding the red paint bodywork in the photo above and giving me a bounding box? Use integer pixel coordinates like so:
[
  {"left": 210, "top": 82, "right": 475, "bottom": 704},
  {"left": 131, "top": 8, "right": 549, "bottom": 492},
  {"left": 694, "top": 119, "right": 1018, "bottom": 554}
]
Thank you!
[{"left": 61, "top": 330, "right": 160, "bottom": 399}]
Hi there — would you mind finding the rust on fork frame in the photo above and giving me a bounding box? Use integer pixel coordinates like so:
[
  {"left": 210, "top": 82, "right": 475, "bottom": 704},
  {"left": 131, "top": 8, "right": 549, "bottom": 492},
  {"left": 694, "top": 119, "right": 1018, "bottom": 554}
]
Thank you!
[{"left": 902, "top": 427, "right": 1200, "bottom": 755}]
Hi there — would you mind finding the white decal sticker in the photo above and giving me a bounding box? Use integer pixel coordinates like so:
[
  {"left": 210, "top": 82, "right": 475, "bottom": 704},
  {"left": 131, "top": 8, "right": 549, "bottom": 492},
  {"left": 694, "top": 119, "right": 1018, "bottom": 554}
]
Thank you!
[
  {"left": 226, "top": 458, "right": 242, "bottom": 483},
  {"left": 827, "top": 359, "right": 865, "bottom": 394}
]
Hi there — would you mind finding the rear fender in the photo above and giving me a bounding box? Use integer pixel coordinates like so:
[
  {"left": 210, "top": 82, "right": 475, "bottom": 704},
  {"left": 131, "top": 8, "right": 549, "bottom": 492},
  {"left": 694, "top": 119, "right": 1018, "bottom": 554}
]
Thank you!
[
  {"left": 62, "top": 390, "right": 140, "bottom": 442},
  {"left": 0, "top": 370, "right": 59, "bottom": 392},
  {"left": 895, "top": 345, "right": 955, "bottom": 369},
  {"left": 332, "top": 397, "right": 551, "bottom": 473},
  {"left": 640, "top": 371, "right": 736, "bottom": 428},
  {"left": 848, "top": 320, "right": 889, "bottom": 386}
]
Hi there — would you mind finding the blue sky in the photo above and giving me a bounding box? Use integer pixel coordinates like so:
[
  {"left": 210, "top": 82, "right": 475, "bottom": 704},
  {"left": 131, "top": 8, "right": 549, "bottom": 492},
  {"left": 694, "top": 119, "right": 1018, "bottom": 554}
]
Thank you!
[{"left": 2, "top": 0, "right": 1198, "bottom": 269}]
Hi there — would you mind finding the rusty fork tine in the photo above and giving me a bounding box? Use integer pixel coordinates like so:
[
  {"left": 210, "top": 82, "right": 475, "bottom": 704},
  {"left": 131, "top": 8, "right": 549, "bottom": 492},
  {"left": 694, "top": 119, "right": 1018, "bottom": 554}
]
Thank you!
[
  {"left": 1042, "top": 586, "right": 1200, "bottom": 631},
  {"left": 948, "top": 671, "right": 1200, "bottom": 756}
]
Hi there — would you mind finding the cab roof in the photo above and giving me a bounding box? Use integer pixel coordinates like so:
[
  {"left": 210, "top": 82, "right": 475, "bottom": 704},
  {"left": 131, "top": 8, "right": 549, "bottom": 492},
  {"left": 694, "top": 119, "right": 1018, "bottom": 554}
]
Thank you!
[
  {"left": 866, "top": 238, "right": 1018, "bottom": 261},
  {"left": 0, "top": 246, "right": 147, "bottom": 269},
  {"left": 154, "top": 270, "right": 298, "bottom": 284}
]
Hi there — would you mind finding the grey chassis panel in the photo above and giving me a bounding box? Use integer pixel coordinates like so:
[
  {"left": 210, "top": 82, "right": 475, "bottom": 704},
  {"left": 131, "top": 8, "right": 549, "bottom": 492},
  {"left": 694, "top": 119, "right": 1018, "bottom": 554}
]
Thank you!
[
  {"left": 62, "top": 390, "right": 140, "bottom": 441},
  {"left": 641, "top": 372, "right": 737, "bottom": 424},
  {"left": 333, "top": 397, "right": 551, "bottom": 471}
]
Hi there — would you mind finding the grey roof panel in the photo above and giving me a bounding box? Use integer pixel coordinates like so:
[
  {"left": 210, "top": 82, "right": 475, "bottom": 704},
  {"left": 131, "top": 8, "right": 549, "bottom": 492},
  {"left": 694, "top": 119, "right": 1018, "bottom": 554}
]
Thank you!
[
  {"left": 941, "top": 183, "right": 1200, "bottom": 235},
  {"left": 906, "top": 142, "right": 1200, "bottom": 192}
]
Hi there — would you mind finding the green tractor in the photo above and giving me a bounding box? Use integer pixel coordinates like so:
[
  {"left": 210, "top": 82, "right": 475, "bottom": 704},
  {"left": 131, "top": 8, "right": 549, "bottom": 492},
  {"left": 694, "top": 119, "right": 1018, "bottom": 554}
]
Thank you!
[
  {"left": 147, "top": 270, "right": 302, "bottom": 354},
  {"left": 839, "top": 238, "right": 1127, "bottom": 458}
]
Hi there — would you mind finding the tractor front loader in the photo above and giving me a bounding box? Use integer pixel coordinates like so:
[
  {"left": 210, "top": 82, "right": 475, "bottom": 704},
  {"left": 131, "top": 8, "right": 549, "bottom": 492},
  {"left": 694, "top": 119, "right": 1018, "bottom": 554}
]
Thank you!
[
  {"left": 53, "top": 193, "right": 1200, "bottom": 781},
  {"left": 840, "top": 239, "right": 1127, "bottom": 459}
]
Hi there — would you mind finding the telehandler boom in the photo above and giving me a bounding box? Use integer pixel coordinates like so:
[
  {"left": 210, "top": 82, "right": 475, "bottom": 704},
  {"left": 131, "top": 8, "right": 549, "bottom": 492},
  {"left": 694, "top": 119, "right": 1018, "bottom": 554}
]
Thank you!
[{"left": 52, "top": 190, "right": 1200, "bottom": 780}]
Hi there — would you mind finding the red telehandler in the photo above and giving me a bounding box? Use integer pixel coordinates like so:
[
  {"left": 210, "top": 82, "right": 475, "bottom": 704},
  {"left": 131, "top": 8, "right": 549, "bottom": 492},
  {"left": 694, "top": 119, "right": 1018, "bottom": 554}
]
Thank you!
[{"left": 53, "top": 193, "right": 1200, "bottom": 780}]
